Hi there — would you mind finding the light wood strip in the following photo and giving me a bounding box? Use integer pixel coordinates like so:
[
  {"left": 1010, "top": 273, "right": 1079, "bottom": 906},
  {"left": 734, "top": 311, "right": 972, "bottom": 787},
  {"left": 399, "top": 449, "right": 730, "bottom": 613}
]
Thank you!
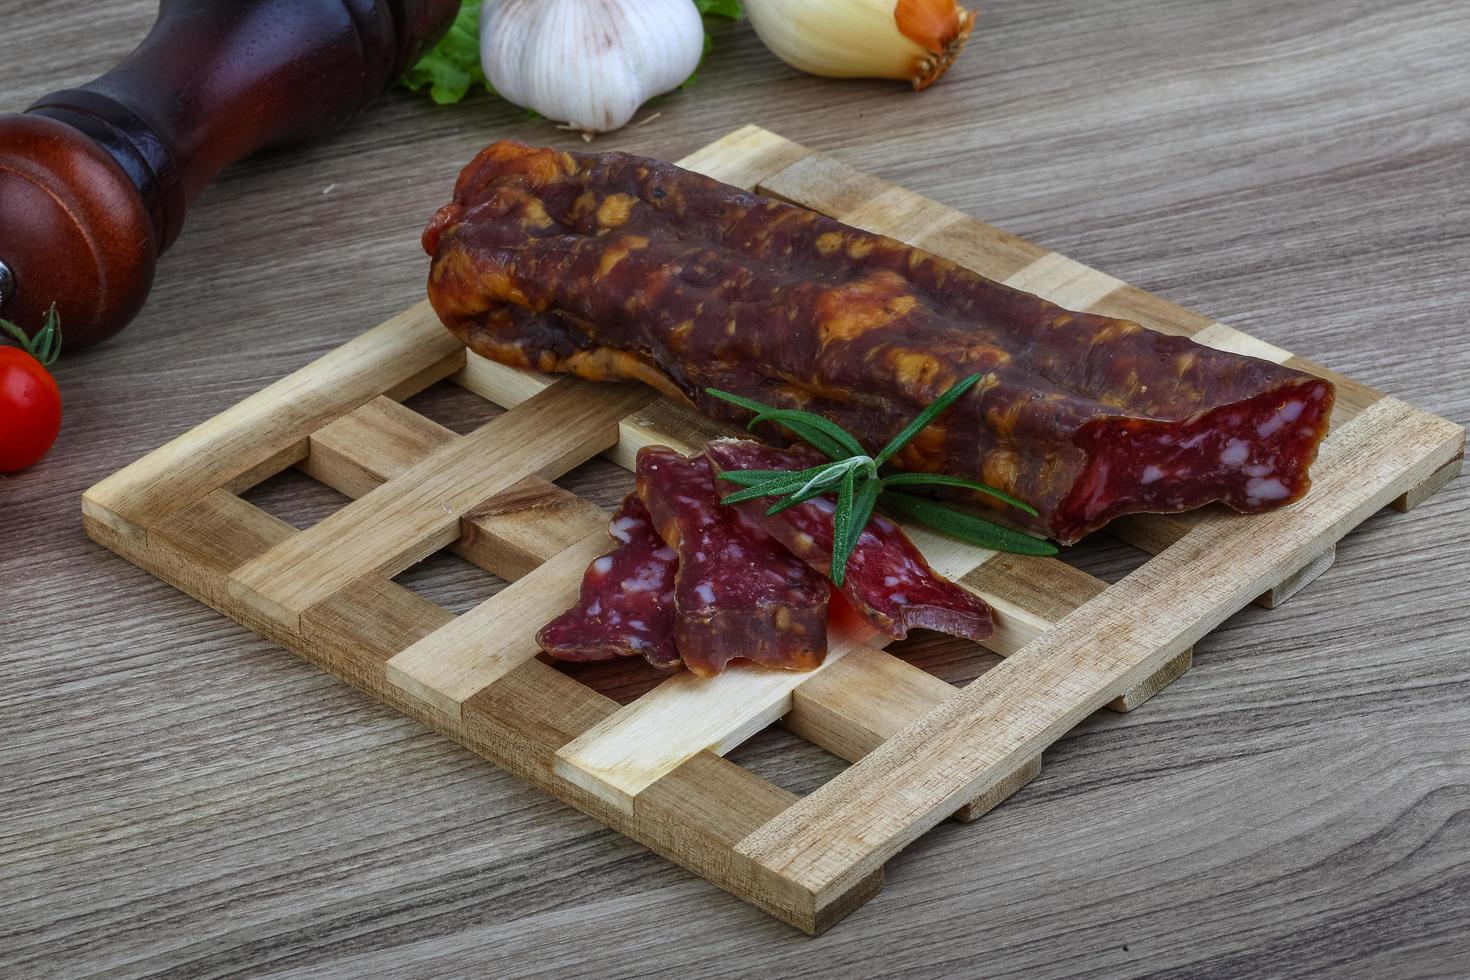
[
  {"left": 677, "top": 123, "right": 815, "bottom": 191},
  {"left": 1392, "top": 451, "right": 1464, "bottom": 513},
  {"left": 1192, "top": 322, "right": 1294, "bottom": 364},
  {"left": 733, "top": 396, "right": 1464, "bottom": 907},
  {"left": 301, "top": 395, "right": 457, "bottom": 496},
  {"left": 555, "top": 625, "right": 880, "bottom": 814},
  {"left": 1111, "top": 512, "right": 1337, "bottom": 611},
  {"left": 839, "top": 186, "right": 964, "bottom": 245},
  {"left": 227, "top": 380, "right": 654, "bottom": 629},
  {"left": 458, "top": 478, "right": 610, "bottom": 582},
  {"left": 1003, "top": 252, "right": 1125, "bottom": 312},
  {"left": 553, "top": 506, "right": 1105, "bottom": 812},
  {"left": 385, "top": 532, "right": 610, "bottom": 720},
  {"left": 81, "top": 302, "right": 464, "bottom": 542}
]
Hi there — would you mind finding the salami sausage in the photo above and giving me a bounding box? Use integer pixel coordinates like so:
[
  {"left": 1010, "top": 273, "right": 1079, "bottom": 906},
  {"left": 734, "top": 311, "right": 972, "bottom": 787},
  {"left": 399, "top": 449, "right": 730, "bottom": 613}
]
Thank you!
[
  {"left": 705, "top": 438, "right": 993, "bottom": 644},
  {"left": 636, "top": 446, "right": 829, "bottom": 676},
  {"left": 537, "top": 493, "right": 681, "bottom": 670},
  {"left": 424, "top": 141, "right": 1335, "bottom": 544}
]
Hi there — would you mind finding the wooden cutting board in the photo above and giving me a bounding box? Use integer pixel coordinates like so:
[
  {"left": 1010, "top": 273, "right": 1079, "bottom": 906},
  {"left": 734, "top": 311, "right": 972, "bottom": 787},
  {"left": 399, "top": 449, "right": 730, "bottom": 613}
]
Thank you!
[{"left": 81, "top": 125, "right": 1465, "bottom": 934}]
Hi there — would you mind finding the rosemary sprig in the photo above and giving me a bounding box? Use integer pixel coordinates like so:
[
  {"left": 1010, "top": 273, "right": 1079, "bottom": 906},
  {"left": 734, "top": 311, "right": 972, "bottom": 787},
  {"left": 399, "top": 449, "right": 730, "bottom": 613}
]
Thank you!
[{"left": 706, "top": 376, "right": 1060, "bottom": 585}]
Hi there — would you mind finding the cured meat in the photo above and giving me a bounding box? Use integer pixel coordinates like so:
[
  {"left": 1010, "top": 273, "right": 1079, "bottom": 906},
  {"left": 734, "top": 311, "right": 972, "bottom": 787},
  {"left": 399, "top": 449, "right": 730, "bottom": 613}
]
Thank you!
[
  {"left": 704, "top": 438, "right": 993, "bottom": 644},
  {"left": 537, "top": 493, "right": 681, "bottom": 670},
  {"left": 423, "top": 141, "right": 1336, "bottom": 544},
  {"left": 636, "top": 446, "right": 829, "bottom": 677}
]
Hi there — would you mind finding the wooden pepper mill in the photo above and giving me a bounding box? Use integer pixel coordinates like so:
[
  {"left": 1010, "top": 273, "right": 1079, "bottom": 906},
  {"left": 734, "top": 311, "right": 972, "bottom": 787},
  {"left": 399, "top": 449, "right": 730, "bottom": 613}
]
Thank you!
[{"left": 0, "top": 0, "right": 459, "bottom": 350}]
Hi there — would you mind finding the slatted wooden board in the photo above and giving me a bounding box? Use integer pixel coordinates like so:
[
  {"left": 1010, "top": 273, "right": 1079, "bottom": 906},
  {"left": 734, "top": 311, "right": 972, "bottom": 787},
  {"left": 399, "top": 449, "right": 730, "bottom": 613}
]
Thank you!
[{"left": 82, "top": 126, "right": 1465, "bottom": 934}]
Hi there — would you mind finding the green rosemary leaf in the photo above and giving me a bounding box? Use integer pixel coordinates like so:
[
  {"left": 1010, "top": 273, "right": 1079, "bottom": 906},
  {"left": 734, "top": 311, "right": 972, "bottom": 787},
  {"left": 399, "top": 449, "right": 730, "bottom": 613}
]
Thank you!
[
  {"left": 746, "top": 409, "right": 865, "bottom": 458},
  {"left": 704, "top": 388, "right": 857, "bottom": 460},
  {"left": 704, "top": 387, "right": 779, "bottom": 415},
  {"left": 829, "top": 467, "right": 858, "bottom": 585},
  {"left": 835, "top": 477, "right": 882, "bottom": 582},
  {"left": 879, "top": 472, "right": 1039, "bottom": 516},
  {"left": 872, "top": 373, "right": 984, "bottom": 467},
  {"left": 720, "top": 471, "right": 825, "bottom": 505},
  {"left": 715, "top": 466, "right": 826, "bottom": 488},
  {"left": 879, "top": 491, "right": 1059, "bottom": 557},
  {"left": 765, "top": 478, "right": 841, "bottom": 515}
]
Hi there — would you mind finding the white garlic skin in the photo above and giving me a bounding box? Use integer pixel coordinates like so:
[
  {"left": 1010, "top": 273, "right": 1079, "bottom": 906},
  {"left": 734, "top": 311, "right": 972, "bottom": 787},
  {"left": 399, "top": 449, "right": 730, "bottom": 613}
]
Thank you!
[{"left": 481, "top": 0, "right": 706, "bottom": 134}]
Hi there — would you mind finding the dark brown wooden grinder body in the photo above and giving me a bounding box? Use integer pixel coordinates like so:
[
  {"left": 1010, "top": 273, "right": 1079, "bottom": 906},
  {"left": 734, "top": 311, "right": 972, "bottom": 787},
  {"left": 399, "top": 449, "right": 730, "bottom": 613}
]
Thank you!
[{"left": 0, "top": 0, "right": 459, "bottom": 349}]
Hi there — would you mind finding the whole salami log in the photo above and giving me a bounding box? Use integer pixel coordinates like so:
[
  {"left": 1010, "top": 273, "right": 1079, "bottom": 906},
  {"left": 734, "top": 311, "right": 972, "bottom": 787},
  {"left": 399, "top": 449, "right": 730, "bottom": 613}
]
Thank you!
[
  {"left": 537, "top": 493, "right": 681, "bottom": 670},
  {"left": 637, "top": 447, "right": 829, "bottom": 676},
  {"left": 423, "top": 141, "right": 1336, "bottom": 544},
  {"left": 704, "top": 439, "right": 993, "bottom": 644}
]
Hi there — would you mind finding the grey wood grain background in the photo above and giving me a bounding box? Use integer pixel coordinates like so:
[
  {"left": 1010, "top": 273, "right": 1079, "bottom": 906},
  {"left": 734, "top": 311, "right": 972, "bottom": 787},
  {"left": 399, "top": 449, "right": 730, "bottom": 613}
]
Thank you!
[{"left": 3, "top": 0, "right": 1467, "bottom": 977}]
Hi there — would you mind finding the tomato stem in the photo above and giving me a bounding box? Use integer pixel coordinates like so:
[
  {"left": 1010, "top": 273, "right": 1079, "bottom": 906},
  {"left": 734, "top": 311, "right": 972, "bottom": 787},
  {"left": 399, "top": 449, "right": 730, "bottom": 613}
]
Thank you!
[{"left": 0, "top": 303, "right": 62, "bottom": 366}]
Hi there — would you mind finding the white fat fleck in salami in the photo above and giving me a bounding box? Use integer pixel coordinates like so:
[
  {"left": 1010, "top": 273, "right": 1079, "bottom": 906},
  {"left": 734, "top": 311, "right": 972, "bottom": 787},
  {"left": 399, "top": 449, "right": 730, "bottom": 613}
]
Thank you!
[
  {"left": 536, "top": 492, "right": 681, "bottom": 669},
  {"left": 1220, "top": 440, "right": 1250, "bottom": 467},
  {"left": 1247, "top": 476, "right": 1291, "bottom": 501},
  {"left": 609, "top": 517, "right": 638, "bottom": 543}
]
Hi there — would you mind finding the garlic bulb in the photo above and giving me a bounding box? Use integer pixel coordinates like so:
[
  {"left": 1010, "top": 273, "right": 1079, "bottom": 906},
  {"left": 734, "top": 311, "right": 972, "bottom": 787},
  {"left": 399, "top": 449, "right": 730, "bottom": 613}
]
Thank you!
[
  {"left": 480, "top": 0, "right": 706, "bottom": 135},
  {"left": 744, "top": 0, "right": 976, "bottom": 90}
]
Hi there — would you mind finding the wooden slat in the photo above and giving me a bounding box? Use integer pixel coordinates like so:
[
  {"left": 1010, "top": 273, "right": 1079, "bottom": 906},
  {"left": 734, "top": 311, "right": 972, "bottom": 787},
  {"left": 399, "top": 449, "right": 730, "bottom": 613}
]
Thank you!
[
  {"left": 81, "top": 302, "right": 464, "bottom": 541},
  {"left": 677, "top": 123, "right": 816, "bottom": 191},
  {"left": 300, "top": 394, "right": 457, "bottom": 496},
  {"left": 555, "top": 627, "right": 876, "bottom": 813},
  {"left": 1392, "top": 450, "right": 1463, "bottom": 513},
  {"left": 385, "top": 532, "right": 610, "bottom": 719},
  {"left": 732, "top": 396, "right": 1464, "bottom": 910},
  {"left": 227, "top": 380, "right": 654, "bottom": 629}
]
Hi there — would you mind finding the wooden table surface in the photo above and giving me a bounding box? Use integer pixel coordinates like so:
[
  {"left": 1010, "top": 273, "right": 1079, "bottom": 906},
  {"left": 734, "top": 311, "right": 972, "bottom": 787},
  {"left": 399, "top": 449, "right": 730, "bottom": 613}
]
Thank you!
[{"left": 4, "top": 1, "right": 1468, "bottom": 976}]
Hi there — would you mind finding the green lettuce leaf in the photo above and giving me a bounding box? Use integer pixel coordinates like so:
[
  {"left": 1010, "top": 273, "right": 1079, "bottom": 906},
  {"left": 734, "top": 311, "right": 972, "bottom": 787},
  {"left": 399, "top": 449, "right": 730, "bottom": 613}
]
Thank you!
[
  {"left": 693, "top": 0, "right": 743, "bottom": 17},
  {"left": 400, "top": 3, "right": 491, "bottom": 105}
]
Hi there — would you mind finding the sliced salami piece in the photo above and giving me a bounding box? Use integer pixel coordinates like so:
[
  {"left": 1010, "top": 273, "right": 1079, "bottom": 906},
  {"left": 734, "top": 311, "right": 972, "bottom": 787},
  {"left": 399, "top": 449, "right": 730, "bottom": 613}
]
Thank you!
[
  {"left": 536, "top": 493, "right": 681, "bottom": 670},
  {"left": 705, "top": 438, "right": 993, "bottom": 644},
  {"left": 636, "top": 446, "right": 829, "bottom": 677}
]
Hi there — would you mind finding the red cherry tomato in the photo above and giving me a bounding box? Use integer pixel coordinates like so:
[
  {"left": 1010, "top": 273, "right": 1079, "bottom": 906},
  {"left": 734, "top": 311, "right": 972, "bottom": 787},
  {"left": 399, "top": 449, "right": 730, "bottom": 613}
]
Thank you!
[{"left": 0, "top": 306, "right": 63, "bottom": 472}]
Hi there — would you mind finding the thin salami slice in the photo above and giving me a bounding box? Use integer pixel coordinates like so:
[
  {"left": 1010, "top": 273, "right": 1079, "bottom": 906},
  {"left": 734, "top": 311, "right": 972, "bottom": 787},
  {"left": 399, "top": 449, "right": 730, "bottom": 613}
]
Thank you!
[
  {"left": 636, "top": 446, "right": 829, "bottom": 677},
  {"left": 705, "top": 439, "right": 994, "bottom": 644},
  {"left": 536, "top": 493, "right": 681, "bottom": 670}
]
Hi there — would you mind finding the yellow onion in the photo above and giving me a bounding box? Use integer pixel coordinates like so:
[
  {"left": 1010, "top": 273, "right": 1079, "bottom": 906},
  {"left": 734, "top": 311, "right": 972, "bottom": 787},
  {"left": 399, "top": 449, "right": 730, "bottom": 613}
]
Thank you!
[{"left": 743, "top": 0, "right": 976, "bottom": 90}]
